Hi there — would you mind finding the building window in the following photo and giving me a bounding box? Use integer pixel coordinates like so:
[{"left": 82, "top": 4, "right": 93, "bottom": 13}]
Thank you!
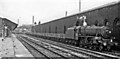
[
  {"left": 94, "top": 20, "right": 98, "bottom": 26},
  {"left": 64, "top": 25, "right": 66, "bottom": 34},
  {"left": 45, "top": 28, "right": 46, "bottom": 33},
  {"left": 55, "top": 26, "right": 57, "bottom": 33},
  {"left": 49, "top": 26, "right": 51, "bottom": 33}
]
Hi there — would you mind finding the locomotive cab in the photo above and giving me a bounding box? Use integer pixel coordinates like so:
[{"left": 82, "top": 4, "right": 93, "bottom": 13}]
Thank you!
[{"left": 109, "top": 18, "right": 120, "bottom": 48}]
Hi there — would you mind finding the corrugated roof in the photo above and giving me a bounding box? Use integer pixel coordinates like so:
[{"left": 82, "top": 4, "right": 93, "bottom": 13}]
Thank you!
[{"left": 2, "top": 18, "right": 18, "bottom": 30}]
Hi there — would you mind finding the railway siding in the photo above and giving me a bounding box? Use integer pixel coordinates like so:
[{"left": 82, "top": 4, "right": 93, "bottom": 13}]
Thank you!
[
  {"left": 18, "top": 34, "right": 85, "bottom": 59},
  {"left": 19, "top": 34, "right": 92, "bottom": 59},
  {"left": 22, "top": 34, "right": 120, "bottom": 59}
]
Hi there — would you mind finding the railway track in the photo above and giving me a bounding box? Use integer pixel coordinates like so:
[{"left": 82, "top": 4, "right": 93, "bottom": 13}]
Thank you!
[
  {"left": 20, "top": 34, "right": 120, "bottom": 59},
  {"left": 42, "top": 39, "right": 120, "bottom": 59},
  {"left": 41, "top": 39, "right": 120, "bottom": 58},
  {"left": 17, "top": 36, "right": 48, "bottom": 58},
  {"left": 102, "top": 51, "right": 120, "bottom": 57},
  {"left": 17, "top": 34, "right": 87, "bottom": 59}
]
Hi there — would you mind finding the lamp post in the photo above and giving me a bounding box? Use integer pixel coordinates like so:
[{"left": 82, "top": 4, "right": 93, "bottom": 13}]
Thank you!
[{"left": 4, "top": 26, "right": 8, "bottom": 37}]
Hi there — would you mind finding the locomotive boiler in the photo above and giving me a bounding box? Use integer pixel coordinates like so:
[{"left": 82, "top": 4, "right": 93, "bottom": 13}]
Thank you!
[{"left": 79, "top": 26, "right": 110, "bottom": 37}]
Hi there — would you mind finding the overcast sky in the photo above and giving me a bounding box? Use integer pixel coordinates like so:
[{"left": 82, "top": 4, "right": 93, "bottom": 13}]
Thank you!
[{"left": 0, "top": 0, "right": 118, "bottom": 25}]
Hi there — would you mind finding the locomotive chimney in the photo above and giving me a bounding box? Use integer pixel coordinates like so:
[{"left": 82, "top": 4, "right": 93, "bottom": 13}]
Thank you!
[
  {"left": 79, "top": 0, "right": 81, "bottom": 12},
  {"left": 18, "top": 19, "right": 19, "bottom": 26},
  {"left": 65, "top": 11, "right": 67, "bottom": 16},
  {"left": 32, "top": 16, "right": 34, "bottom": 25}
]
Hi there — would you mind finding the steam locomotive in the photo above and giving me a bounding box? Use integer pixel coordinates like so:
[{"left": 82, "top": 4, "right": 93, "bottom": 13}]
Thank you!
[
  {"left": 25, "top": 16, "right": 120, "bottom": 51},
  {"left": 64, "top": 16, "right": 120, "bottom": 51}
]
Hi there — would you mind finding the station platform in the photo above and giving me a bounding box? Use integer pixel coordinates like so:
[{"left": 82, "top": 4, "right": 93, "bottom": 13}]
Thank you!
[{"left": 0, "top": 34, "right": 33, "bottom": 58}]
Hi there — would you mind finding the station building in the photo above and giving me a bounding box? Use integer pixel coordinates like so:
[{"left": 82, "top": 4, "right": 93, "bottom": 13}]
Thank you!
[{"left": 0, "top": 17, "right": 18, "bottom": 37}]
